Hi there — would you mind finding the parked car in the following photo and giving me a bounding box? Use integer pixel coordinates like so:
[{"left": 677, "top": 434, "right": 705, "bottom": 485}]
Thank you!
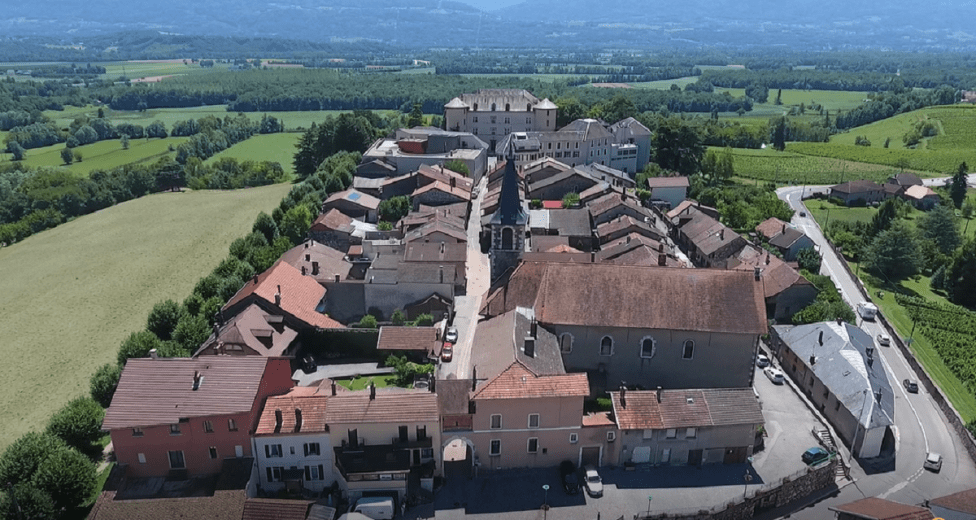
[
  {"left": 559, "top": 460, "right": 580, "bottom": 495},
  {"left": 903, "top": 378, "right": 919, "bottom": 393},
  {"left": 923, "top": 452, "right": 942, "bottom": 472},
  {"left": 445, "top": 327, "right": 458, "bottom": 344},
  {"left": 877, "top": 333, "right": 891, "bottom": 346},
  {"left": 764, "top": 367, "right": 785, "bottom": 385},
  {"left": 799, "top": 211, "right": 807, "bottom": 217},
  {"left": 350, "top": 496, "right": 395, "bottom": 520},
  {"left": 302, "top": 355, "right": 317, "bottom": 373},
  {"left": 801, "top": 447, "right": 830, "bottom": 465},
  {"left": 581, "top": 466, "right": 603, "bottom": 497},
  {"left": 440, "top": 344, "right": 453, "bottom": 363},
  {"left": 756, "top": 354, "right": 770, "bottom": 368}
]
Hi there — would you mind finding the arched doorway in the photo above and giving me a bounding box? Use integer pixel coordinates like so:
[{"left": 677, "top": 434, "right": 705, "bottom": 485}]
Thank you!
[{"left": 442, "top": 436, "right": 475, "bottom": 480}]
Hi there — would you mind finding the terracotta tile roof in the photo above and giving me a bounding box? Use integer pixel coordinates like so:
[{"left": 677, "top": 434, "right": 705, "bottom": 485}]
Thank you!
[
  {"left": 610, "top": 388, "right": 764, "bottom": 430},
  {"left": 436, "top": 379, "right": 474, "bottom": 416},
  {"left": 904, "top": 185, "right": 939, "bottom": 200},
  {"left": 674, "top": 211, "right": 746, "bottom": 256},
  {"left": 255, "top": 392, "right": 330, "bottom": 436},
  {"left": 311, "top": 208, "right": 354, "bottom": 233},
  {"left": 196, "top": 303, "right": 299, "bottom": 357},
  {"left": 666, "top": 200, "right": 719, "bottom": 220},
  {"left": 324, "top": 189, "right": 381, "bottom": 210},
  {"left": 596, "top": 215, "right": 662, "bottom": 242},
  {"left": 404, "top": 241, "right": 467, "bottom": 263},
  {"left": 416, "top": 164, "right": 474, "bottom": 190},
  {"left": 646, "top": 176, "right": 690, "bottom": 188},
  {"left": 324, "top": 391, "right": 439, "bottom": 424},
  {"left": 579, "top": 182, "right": 613, "bottom": 204},
  {"left": 405, "top": 220, "right": 467, "bottom": 243},
  {"left": 929, "top": 488, "right": 976, "bottom": 514},
  {"left": 755, "top": 217, "right": 790, "bottom": 241},
  {"left": 377, "top": 326, "right": 440, "bottom": 352},
  {"left": 279, "top": 240, "right": 353, "bottom": 283},
  {"left": 412, "top": 180, "right": 472, "bottom": 201},
  {"left": 224, "top": 261, "right": 344, "bottom": 330},
  {"left": 471, "top": 362, "right": 589, "bottom": 400},
  {"left": 582, "top": 412, "right": 614, "bottom": 427},
  {"left": 532, "top": 263, "right": 766, "bottom": 334},
  {"left": 728, "top": 246, "right": 807, "bottom": 299},
  {"left": 242, "top": 498, "right": 314, "bottom": 520},
  {"left": 830, "top": 180, "right": 883, "bottom": 194},
  {"left": 830, "top": 497, "right": 934, "bottom": 520},
  {"left": 88, "top": 490, "right": 246, "bottom": 520},
  {"left": 587, "top": 191, "right": 647, "bottom": 219},
  {"left": 103, "top": 357, "right": 274, "bottom": 430},
  {"left": 546, "top": 244, "right": 583, "bottom": 253}
]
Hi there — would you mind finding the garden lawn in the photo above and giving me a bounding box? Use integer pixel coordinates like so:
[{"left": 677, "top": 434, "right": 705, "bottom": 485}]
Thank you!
[
  {"left": 335, "top": 375, "right": 398, "bottom": 390},
  {"left": 0, "top": 183, "right": 292, "bottom": 450},
  {"left": 205, "top": 132, "right": 302, "bottom": 176}
]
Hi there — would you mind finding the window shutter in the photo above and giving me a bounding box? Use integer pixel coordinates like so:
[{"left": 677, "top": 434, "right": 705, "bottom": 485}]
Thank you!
[
  {"left": 318, "top": 465, "right": 324, "bottom": 480},
  {"left": 264, "top": 445, "right": 270, "bottom": 458},
  {"left": 303, "top": 443, "right": 308, "bottom": 457},
  {"left": 305, "top": 466, "right": 311, "bottom": 481},
  {"left": 266, "top": 467, "right": 273, "bottom": 482}
]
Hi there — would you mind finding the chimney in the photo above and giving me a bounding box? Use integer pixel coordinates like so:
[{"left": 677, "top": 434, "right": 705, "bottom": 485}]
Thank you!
[
  {"left": 301, "top": 266, "right": 307, "bottom": 276},
  {"left": 658, "top": 242, "right": 664, "bottom": 253},
  {"left": 304, "top": 242, "right": 309, "bottom": 249},
  {"left": 274, "top": 409, "right": 282, "bottom": 432},
  {"left": 809, "top": 355, "right": 816, "bottom": 366},
  {"left": 451, "top": 177, "right": 456, "bottom": 188},
  {"left": 252, "top": 274, "right": 259, "bottom": 284},
  {"left": 620, "top": 385, "right": 627, "bottom": 408},
  {"left": 754, "top": 266, "right": 761, "bottom": 281},
  {"left": 818, "top": 331, "right": 824, "bottom": 346},
  {"left": 782, "top": 224, "right": 787, "bottom": 235},
  {"left": 312, "top": 261, "right": 320, "bottom": 275},
  {"left": 590, "top": 252, "right": 595, "bottom": 263},
  {"left": 331, "top": 380, "right": 337, "bottom": 396},
  {"left": 472, "top": 365, "right": 478, "bottom": 392},
  {"left": 213, "top": 323, "right": 220, "bottom": 337},
  {"left": 429, "top": 377, "right": 436, "bottom": 393},
  {"left": 334, "top": 273, "right": 340, "bottom": 283},
  {"left": 523, "top": 336, "right": 535, "bottom": 358},
  {"left": 626, "top": 236, "right": 631, "bottom": 244},
  {"left": 836, "top": 317, "right": 843, "bottom": 325},
  {"left": 294, "top": 409, "right": 303, "bottom": 432},
  {"left": 658, "top": 253, "right": 667, "bottom": 266},
  {"left": 369, "top": 382, "right": 376, "bottom": 400},
  {"left": 530, "top": 319, "right": 537, "bottom": 338},
  {"left": 765, "top": 253, "right": 770, "bottom": 265},
  {"left": 150, "top": 348, "right": 158, "bottom": 359},
  {"left": 875, "top": 389, "right": 882, "bottom": 402},
  {"left": 274, "top": 286, "right": 281, "bottom": 306},
  {"left": 305, "top": 253, "right": 311, "bottom": 261},
  {"left": 720, "top": 228, "right": 725, "bottom": 240},
  {"left": 192, "top": 370, "right": 202, "bottom": 390},
  {"left": 656, "top": 386, "right": 662, "bottom": 403}
]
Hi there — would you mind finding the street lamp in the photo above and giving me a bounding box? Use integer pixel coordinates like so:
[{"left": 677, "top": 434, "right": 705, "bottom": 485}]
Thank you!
[
  {"left": 647, "top": 495, "right": 653, "bottom": 518},
  {"left": 743, "top": 471, "right": 753, "bottom": 498}
]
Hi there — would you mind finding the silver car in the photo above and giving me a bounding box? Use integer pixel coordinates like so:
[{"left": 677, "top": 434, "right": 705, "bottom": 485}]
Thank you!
[
  {"left": 924, "top": 452, "right": 942, "bottom": 472},
  {"left": 764, "top": 367, "right": 785, "bottom": 385},
  {"left": 582, "top": 466, "right": 603, "bottom": 497}
]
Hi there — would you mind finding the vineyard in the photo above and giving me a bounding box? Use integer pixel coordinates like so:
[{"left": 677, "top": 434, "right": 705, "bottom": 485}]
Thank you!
[
  {"left": 722, "top": 147, "right": 900, "bottom": 184},
  {"left": 896, "top": 294, "right": 976, "bottom": 395},
  {"left": 787, "top": 141, "right": 975, "bottom": 175}
]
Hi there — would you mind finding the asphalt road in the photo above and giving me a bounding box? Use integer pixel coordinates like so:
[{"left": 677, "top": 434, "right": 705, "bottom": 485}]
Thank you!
[{"left": 775, "top": 184, "right": 976, "bottom": 516}]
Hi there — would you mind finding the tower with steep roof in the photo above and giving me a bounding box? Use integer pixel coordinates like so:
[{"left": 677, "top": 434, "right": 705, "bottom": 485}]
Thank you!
[{"left": 489, "top": 145, "right": 527, "bottom": 281}]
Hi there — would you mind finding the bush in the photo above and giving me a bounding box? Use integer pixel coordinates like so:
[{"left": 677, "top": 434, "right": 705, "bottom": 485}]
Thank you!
[
  {"left": 46, "top": 397, "right": 105, "bottom": 457},
  {"left": 562, "top": 192, "right": 580, "bottom": 208},
  {"left": 172, "top": 313, "right": 211, "bottom": 353},
  {"left": 0, "top": 483, "right": 56, "bottom": 520},
  {"left": 90, "top": 362, "right": 122, "bottom": 408},
  {"left": 391, "top": 309, "right": 406, "bottom": 325},
  {"left": 146, "top": 299, "right": 185, "bottom": 341},
  {"left": 0, "top": 432, "right": 67, "bottom": 486},
  {"left": 117, "top": 330, "right": 164, "bottom": 366},
  {"left": 357, "top": 315, "right": 378, "bottom": 329},
  {"left": 413, "top": 314, "right": 434, "bottom": 327},
  {"left": 32, "top": 447, "right": 97, "bottom": 511}
]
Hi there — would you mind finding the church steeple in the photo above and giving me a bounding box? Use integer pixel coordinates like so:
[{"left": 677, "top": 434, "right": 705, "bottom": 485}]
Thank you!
[{"left": 488, "top": 144, "right": 527, "bottom": 281}]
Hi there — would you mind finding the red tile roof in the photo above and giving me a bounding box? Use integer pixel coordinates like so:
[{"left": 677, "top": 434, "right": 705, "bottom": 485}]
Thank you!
[
  {"left": 279, "top": 240, "right": 353, "bottom": 283},
  {"left": 412, "top": 180, "right": 472, "bottom": 201},
  {"left": 830, "top": 497, "right": 934, "bottom": 520},
  {"left": 929, "top": 488, "right": 976, "bottom": 515},
  {"left": 324, "top": 189, "right": 381, "bottom": 210},
  {"left": 471, "top": 362, "right": 589, "bottom": 400},
  {"left": 755, "top": 217, "right": 790, "bottom": 241},
  {"left": 610, "top": 388, "right": 764, "bottom": 431},
  {"left": 310, "top": 208, "right": 354, "bottom": 233},
  {"left": 254, "top": 393, "right": 329, "bottom": 436},
  {"left": 88, "top": 490, "right": 246, "bottom": 520},
  {"left": 224, "top": 261, "right": 344, "bottom": 330},
  {"left": 242, "top": 499, "right": 314, "bottom": 520},
  {"left": 728, "top": 246, "right": 809, "bottom": 299},
  {"left": 377, "top": 326, "right": 440, "bottom": 352},
  {"left": 103, "top": 357, "right": 274, "bottom": 430},
  {"left": 325, "top": 391, "right": 439, "bottom": 424}
]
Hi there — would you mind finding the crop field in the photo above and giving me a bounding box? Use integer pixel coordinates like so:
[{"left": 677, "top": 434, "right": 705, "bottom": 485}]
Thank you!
[
  {"left": 205, "top": 132, "right": 302, "bottom": 175},
  {"left": 789, "top": 141, "right": 976, "bottom": 174},
  {"left": 15, "top": 136, "right": 189, "bottom": 175},
  {"left": 628, "top": 76, "right": 700, "bottom": 90},
  {"left": 0, "top": 183, "right": 292, "bottom": 450},
  {"left": 719, "top": 146, "right": 905, "bottom": 184},
  {"left": 100, "top": 60, "right": 234, "bottom": 79}
]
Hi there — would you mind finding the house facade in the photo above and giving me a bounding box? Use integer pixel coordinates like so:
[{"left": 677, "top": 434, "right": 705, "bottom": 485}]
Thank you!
[
  {"left": 252, "top": 391, "right": 334, "bottom": 495},
  {"left": 829, "top": 181, "right": 884, "bottom": 206},
  {"left": 645, "top": 176, "right": 690, "bottom": 209},
  {"left": 444, "top": 89, "right": 557, "bottom": 150},
  {"left": 103, "top": 357, "right": 294, "bottom": 478}
]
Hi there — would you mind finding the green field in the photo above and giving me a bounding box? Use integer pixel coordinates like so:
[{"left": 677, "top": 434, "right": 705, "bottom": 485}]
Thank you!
[
  {"left": 720, "top": 146, "right": 906, "bottom": 184},
  {"left": 100, "top": 60, "right": 234, "bottom": 80},
  {"left": 13, "top": 136, "right": 188, "bottom": 175},
  {"left": 205, "top": 132, "right": 302, "bottom": 175},
  {"left": 0, "top": 183, "right": 292, "bottom": 450},
  {"left": 789, "top": 141, "right": 976, "bottom": 174}
]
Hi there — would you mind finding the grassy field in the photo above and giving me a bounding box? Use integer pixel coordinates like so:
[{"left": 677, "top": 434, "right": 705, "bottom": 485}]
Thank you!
[
  {"left": 806, "top": 200, "right": 976, "bottom": 421},
  {"left": 13, "top": 137, "right": 188, "bottom": 175},
  {"left": 720, "top": 146, "right": 909, "bottom": 184},
  {"left": 335, "top": 375, "right": 398, "bottom": 390},
  {"left": 0, "top": 183, "right": 292, "bottom": 450},
  {"left": 205, "top": 133, "right": 301, "bottom": 175}
]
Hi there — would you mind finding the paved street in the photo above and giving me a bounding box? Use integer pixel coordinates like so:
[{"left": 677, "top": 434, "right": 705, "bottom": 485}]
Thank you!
[{"left": 775, "top": 185, "right": 976, "bottom": 517}]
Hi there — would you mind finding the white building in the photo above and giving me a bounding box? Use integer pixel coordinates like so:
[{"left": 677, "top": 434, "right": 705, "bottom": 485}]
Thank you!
[
  {"left": 444, "top": 89, "right": 558, "bottom": 152},
  {"left": 252, "top": 389, "right": 334, "bottom": 495}
]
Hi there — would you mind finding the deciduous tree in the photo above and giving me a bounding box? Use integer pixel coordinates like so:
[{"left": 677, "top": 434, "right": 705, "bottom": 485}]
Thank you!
[
  {"left": 864, "top": 222, "right": 922, "bottom": 281},
  {"left": 0, "top": 432, "right": 67, "bottom": 486},
  {"left": 147, "top": 299, "right": 185, "bottom": 341},
  {"left": 46, "top": 397, "right": 104, "bottom": 456},
  {"left": 32, "top": 446, "right": 97, "bottom": 511},
  {"left": 89, "top": 362, "right": 122, "bottom": 408}
]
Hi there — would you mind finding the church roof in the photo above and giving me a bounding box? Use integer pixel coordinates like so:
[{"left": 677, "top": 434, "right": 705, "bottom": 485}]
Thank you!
[{"left": 490, "top": 146, "right": 527, "bottom": 227}]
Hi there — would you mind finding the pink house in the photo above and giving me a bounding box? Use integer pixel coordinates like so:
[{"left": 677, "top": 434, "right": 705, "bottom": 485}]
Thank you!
[{"left": 102, "top": 356, "right": 294, "bottom": 478}]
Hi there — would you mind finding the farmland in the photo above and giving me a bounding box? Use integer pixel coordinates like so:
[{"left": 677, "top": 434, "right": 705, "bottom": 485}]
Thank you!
[
  {"left": 204, "top": 132, "right": 302, "bottom": 176},
  {"left": 719, "top": 146, "right": 905, "bottom": 184},
  {"left": 0, "top": 183, "right": 292, "bottom": 450},
  {"left": 14, "top": 136, "right": 189, "bottom": 176}
]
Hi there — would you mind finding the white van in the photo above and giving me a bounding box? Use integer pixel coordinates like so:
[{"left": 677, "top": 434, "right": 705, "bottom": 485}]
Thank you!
[
  {"left": 350, "top": 497, "right": 395, "bottom": 520},
  {"left": 857, "top": 302, "right": 878, "bottom": 320}
]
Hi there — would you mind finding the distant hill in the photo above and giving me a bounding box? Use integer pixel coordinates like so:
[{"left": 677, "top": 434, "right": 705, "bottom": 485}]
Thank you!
[{"left": 2, "top": 0, "right": 975, "bottom": 51}]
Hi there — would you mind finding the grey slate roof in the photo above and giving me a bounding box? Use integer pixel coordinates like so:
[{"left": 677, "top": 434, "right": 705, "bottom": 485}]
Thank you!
[
  {"left": 471, "top": 307, "right": 566, "bottom": 382},
  {"left": 774, "top": 321, "right": 894, "bottom": 431}
]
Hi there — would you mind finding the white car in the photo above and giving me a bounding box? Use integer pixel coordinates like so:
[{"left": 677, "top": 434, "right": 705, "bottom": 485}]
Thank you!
[
  {"left": 764, "top": 367, "right": 785, "bottom": 385},
  {"left": 923, "top": 452, "right": 942, "bottom": 472},
  {"left": 756, "top": 354, "right": 770, "bottom": 368},
  {"left": 582, "top": 466, "right": 603, "bottom": 497},
  {"left": 877, "top": 333, "right": 891, "bottom": 346},
  {"left": 445, "top": 327, "right": 458, "bottom": 344}
]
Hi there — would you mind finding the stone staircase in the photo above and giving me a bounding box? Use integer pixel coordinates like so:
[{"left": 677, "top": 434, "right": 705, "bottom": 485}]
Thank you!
[{"left": 813, "top": 427, "right": 849, "bottom": 479}]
